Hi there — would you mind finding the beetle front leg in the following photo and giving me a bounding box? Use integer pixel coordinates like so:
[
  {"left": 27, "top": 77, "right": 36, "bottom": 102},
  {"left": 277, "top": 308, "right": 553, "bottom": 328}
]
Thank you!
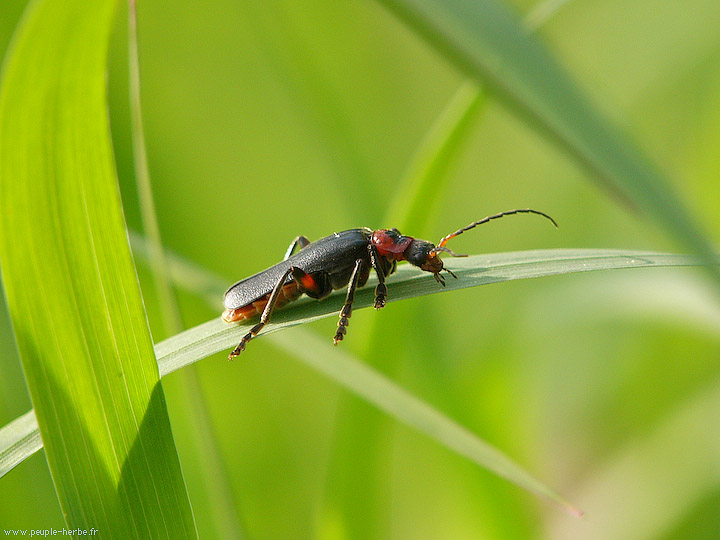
[
  {"left": 228, "top": 267, "right": 295, "bottom": 359},
  {"left": 334, "top": 259, "right": 364, "bottom": 345},
  {"left": 284, "top": 235, "right": 311, "bottom": 260},
  {"left": 368, "top": 244, "right": 388, "bottom": 309}
]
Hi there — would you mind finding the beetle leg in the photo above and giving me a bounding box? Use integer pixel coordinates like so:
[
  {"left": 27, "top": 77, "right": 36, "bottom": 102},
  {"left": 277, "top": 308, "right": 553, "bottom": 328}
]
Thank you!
[
  {"left": 334, "top": 258, "right": 364, "bottom": 345},
  {"left": 229, "top": 266, "right": 296, "bottom": 359},
  {"left": 368, "top": 244, "right": 388, "bottom": 309},
  {"left": 284, "top": 235, "right": 311, "bottom": 260}
]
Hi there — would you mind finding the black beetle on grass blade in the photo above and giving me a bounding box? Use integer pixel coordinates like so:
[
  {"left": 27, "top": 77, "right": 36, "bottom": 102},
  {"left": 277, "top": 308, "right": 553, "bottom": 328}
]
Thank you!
[{"left": 222, "top": 209, "right": 557, "bottom": 359}]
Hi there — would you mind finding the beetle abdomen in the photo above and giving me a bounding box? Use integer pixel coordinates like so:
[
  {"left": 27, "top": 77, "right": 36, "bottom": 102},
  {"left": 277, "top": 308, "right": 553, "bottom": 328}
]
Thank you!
[{"left": 222, "top": 281, "right": 303, "bottom": 323}]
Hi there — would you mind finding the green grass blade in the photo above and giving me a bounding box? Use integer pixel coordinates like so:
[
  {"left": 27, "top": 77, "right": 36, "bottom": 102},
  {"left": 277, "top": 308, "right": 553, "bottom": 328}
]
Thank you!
[
  {"left": 375, "top": 0, "right": 720, "bottom": 282},
  {"left": 0, "top": 411, "right": 42, "bottom": 479},
  {"left": 386, "top": 80, "right": 486, "bottom": 233},
  {"left": 2, "top": 248, "right": 706, "bottom": 511},
  {"left": 329, "top": 77, "right": 487, "bottom": 538},
  {"left": 0, "top": 1, "right": 196, "bottom": 537},
  {"left": 546, "top": 381, "right": 720, "bottom": 539},
  {"left": 270, "top": 328, "right": 582, "bottom": 516},
  {"left": 127, "top": 5, "right": 244, "bottom": 536},
  {"left": 156, "top": 249, "right": 706, "bottom": 376},
  {"left": 128, "top": 0, "right": 183, "bottom": 338}
]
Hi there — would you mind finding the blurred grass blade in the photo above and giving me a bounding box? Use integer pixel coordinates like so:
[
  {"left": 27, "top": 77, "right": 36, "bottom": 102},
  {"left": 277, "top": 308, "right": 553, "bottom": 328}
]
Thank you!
[
  {"left": 2, "top": 248, "right": 707, "bottom": 511},
  {"left": 375, "top": 0, "right": 720, "bottom": 282},
  {"left": 387, "top": 80, "right": 486, "bottom": 232},
  {"left": 0, "top": 411, "right": 41, "bottom": 479},
  {"left": 128, "top": 4, "right": 244, "bottom": 537},
  {"left": 525, "top": 0, "right": 573, "bottom": 28},
  {"left": 271, "top": 328, "right": 583, "bottom": 516},
  {"left": 128, "top": 0, "right": 183, "bottom": 338},
  {"left": 0, "top": 1, "right": 196, "bottom": 537},
  {"left": 547, "top": 381, "right": 720, "bottom": 540}
]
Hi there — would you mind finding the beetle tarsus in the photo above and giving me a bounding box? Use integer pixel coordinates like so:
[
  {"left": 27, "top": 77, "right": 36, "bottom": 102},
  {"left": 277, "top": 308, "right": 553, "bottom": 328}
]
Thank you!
[
  {"left": 336, "top": 305, "right": 351, "bottom": 326},
  {"left": 374, "top": 283, "right": 388, "bottom": 309},
  {"left": 228, "top": 342, "right": 245, "bottom": 360},
  {"left": 335, "top": 306, "right": 351, "bottom": 344},
  {"left": 333, "top": 327, "right": 346, "bottom": 345}
]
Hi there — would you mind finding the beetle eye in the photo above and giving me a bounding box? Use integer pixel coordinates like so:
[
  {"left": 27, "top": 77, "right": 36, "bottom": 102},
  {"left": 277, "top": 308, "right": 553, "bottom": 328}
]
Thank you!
[{"left": 404, "top": 239, "right": 436, "bottom": 267}]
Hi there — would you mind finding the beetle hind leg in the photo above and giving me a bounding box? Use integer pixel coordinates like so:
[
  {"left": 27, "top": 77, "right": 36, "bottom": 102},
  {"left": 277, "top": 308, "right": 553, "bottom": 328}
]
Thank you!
[
  {"left": 229, "top": 266, "right": 296, "bottom": 359},
  {"left": 228, "top": 266, "right": 332, "bottom": 359},
  {"left": 334, "top": 259, "right": 364, "bottom": 345},
  {"left": 284, "top": 235, "right": 311, "bottom": 260}
]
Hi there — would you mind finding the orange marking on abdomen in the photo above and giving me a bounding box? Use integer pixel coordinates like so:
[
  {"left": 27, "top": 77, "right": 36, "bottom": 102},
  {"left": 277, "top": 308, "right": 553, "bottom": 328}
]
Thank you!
[{"left": 222, "top": 281, "right": 303, "bottom": 322}]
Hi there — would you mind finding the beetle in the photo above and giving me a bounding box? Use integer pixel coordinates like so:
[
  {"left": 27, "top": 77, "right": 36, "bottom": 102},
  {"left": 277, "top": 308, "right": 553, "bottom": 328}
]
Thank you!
[{"left": 223, "top": 208, "right": 557, "bottom": 359}]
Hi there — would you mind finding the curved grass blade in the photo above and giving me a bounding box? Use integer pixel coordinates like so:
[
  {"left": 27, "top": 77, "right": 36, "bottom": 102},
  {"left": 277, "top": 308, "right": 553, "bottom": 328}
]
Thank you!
[
  {"left": 328, "top": 78, "right": 487, "bottom": 537},
  {"left": 127, "top": 4, "right": 244, "bottom": 538},
  {"left": 0, "top": 0, "right": 196, "bottom": 537},
  {"left": 374, "top": 0, "right": 720, "bottom": 284},
  {"left": 0, "top": 410, "right": 42, "bottom": 479},
  {"left": 546, "top": 380, "right": 720, "bottom": 540},
  {"left": 1, "top": 248, "right": 707, "bottom": 514},
  {"left": 387, "top": 80, "right": 486, "bottom": 233},
  {"left": 326, "top": 4, "right": 564, "bottom": 524},
  {"left": 156, "top": 249, "right": 706, "bottom": 375},
  {"left": 270, "top": 327, "right": 583, "bottom": 516}
]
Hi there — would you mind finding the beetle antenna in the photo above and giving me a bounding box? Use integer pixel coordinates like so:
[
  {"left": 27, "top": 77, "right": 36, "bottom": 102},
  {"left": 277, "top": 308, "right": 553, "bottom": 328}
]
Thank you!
[
  {"left": 432, "top": 208, "right": 557, "bottom": 253},
  {"left": 432, "top": 246, "right": 468, "bottom": 258}
]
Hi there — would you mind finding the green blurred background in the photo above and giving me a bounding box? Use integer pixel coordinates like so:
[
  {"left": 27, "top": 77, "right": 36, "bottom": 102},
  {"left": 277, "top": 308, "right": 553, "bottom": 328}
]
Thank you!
[{"left": 2, "top": 0, "right": 720, "bottom": 538}]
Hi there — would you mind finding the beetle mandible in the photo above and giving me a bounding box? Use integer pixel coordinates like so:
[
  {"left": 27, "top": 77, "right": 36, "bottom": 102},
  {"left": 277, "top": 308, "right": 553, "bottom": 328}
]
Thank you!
[{"left": 222, "top": 208, "right": 557, "bottom": 359}]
